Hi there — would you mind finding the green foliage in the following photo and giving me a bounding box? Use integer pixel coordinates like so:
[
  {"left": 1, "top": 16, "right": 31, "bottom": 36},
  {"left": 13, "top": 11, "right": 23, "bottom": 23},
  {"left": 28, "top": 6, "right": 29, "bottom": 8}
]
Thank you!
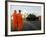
[{"left": 26, "top": 14, "right": 36, "bottom": 21}]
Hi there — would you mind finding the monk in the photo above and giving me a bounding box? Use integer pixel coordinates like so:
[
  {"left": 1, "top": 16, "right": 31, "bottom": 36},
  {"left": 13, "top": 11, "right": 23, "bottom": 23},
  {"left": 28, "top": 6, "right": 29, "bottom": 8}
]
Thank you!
[
  {"left": 12, "top": 10, "right": 17, "bottom": 31},
  {"left": 17, "top": 10, "right": 23, "bottom": 31}
]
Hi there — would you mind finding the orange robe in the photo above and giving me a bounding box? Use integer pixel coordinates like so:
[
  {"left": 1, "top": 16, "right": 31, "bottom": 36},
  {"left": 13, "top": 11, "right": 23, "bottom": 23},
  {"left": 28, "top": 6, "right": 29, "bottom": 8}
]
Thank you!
[
  {"left": 17, "top": 14, "right": 23, "bottom": 31},
  {"left": 12, "top": 13, "right": 17, "bottom": 30}
]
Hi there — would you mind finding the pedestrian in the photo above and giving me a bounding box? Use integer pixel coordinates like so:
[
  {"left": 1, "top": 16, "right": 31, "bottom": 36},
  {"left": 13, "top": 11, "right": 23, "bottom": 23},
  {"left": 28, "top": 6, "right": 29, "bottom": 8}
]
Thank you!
[
  {"left": 17, "top": 10, "right": 23, "bottom": 31},
  {"left": 12, "top": 10, "right": 17, "bottom": 31}
]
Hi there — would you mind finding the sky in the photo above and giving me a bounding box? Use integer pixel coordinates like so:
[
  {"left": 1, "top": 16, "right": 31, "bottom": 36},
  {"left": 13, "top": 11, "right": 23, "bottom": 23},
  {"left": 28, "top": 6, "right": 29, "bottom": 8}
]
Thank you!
[{"left": 10, "top": 5, "right": 41, "bottom": 17}]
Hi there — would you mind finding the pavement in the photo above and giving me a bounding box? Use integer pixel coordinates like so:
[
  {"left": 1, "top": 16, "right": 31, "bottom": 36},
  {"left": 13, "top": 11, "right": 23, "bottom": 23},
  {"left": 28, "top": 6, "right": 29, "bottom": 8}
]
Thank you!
[{"left": 23, "top": 21, "right": 41, "bottom": 31}]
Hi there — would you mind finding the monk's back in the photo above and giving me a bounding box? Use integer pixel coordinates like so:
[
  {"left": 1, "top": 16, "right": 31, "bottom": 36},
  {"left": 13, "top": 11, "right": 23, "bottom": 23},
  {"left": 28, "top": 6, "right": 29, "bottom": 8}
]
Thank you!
[
  {"left": 13, "top": 13, "right": 17, "bottom": 25},
  {"left": 17, "top": 14, "right": 23, "bottom": 25}
]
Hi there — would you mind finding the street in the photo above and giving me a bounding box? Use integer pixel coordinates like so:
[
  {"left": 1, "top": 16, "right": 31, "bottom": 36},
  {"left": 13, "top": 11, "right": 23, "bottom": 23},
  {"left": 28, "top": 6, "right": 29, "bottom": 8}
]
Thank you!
[{"left": 23, "top": 21, "right": 41, "bottom": 31}]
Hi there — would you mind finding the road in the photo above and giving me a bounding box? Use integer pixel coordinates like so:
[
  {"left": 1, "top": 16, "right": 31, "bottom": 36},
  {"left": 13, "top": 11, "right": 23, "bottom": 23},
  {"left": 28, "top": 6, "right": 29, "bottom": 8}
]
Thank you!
[{"left": 23, "top": 21, "right": 41, "bottom": 31}]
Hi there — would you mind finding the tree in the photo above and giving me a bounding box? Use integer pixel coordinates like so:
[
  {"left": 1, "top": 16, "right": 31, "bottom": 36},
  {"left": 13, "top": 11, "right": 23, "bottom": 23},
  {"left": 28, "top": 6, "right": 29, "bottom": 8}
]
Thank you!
[{"left": 26, "top": 14, "right": 36, "bottom": 21}]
